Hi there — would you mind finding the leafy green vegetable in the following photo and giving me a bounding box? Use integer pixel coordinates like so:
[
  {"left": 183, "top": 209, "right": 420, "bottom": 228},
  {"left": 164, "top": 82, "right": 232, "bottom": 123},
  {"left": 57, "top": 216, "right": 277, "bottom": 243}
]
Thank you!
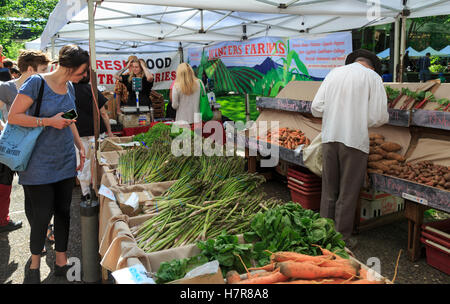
[
  {"left": 133, "top": 122, "right": 172, "bottom": 146},
  {"left": 244, "top": 202, "right": 349, "bottom": 266},
  {"left": 154, "top": 254, "right": 209, "bottom": 284},
  {"left": 197, "top": 230, "right": 253, "bottom": 276}
]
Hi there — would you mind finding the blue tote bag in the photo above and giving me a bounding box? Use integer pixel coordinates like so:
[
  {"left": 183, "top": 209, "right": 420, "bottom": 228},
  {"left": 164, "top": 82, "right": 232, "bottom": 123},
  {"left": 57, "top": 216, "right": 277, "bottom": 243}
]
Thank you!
[{"left": 0, "top": 75, "right": 45, "bottom": 171}]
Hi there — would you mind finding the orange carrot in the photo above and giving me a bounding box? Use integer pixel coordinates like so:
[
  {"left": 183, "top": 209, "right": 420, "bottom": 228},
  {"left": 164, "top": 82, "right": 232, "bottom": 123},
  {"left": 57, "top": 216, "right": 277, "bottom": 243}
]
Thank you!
[
  {"left": 359, "top": 267, "right": 368, "bottom": 279},
  {"left": 226, "top": 270, "right": 241, "bottom": 284},
  {"left": 271, "top": 251, "right": 333, "bottom": 263},
  {"left": 237, "top": 268, "right": 289, "bottom": 284},
  {"left": 248, "top": 263, "right": 275, "bottom": 272},
  {"left": 279, "top": 261, "right": 357, "bottom": 280},
  {"left": 312, "top": 245, "right": 345, "bottom": 260},
  {"left": 314, "top": 258, "right": 361, "bottom": 272},
  {"left": 350, "top": 279, "right": 384, "bottom": 284},
  {"left": 275, "top": 279, "right": 319, "bottom": 284}
]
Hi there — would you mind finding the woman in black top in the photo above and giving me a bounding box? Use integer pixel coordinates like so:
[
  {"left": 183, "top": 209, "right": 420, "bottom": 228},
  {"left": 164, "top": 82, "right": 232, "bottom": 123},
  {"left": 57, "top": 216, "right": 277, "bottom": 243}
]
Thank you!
[
  {"left": 73, "top": 74, "right": 114, "bottom": 201},
  {"left": 113, "top": 57, "right": 154, "bottom": 110}
]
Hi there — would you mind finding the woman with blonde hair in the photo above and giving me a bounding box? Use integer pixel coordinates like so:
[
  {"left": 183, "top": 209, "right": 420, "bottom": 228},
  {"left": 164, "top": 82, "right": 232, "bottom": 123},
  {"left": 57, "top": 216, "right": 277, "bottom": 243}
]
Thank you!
[
  {"left": 114, "top": 56, "right": 154, "bottom": 109},
  {"left": 171, "top": 63, "right": 204, "bottom": 124}
]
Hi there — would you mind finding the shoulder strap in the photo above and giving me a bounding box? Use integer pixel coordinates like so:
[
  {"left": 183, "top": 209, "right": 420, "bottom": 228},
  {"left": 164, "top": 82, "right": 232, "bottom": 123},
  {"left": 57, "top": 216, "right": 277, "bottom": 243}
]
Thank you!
[
  {"left": 33, "top": 75, "right": 45, "bottom": 117},
  {"left": 199, "top": 79, "right": 206, "bottom": 96}
]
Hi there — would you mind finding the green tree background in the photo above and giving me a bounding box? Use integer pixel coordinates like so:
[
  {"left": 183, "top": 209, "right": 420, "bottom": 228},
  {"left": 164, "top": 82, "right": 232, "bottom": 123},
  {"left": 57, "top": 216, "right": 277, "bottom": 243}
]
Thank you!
[{"left": 0, "top": 0, "right": 59, "bottom": 59}]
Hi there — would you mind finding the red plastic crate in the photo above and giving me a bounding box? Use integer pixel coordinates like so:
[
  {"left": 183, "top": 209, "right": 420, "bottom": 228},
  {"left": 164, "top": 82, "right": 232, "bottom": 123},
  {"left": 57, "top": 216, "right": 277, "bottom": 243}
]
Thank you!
[
  {"left": 421, "top": 219, "right": 450, "bottom": 243},
  {"left": 287, "top": 176, "right": 321, "bottom": 189},
  {"left": 288, "top": 185, "right": 321, "bottom": 211},
  {"left": 422, "top": 231, "right": 450, "bottom": 248},
  {"left": 288, "top": 179, "right": 322, "bottom": 193},
  {"left": 420, "top": 237, "right": 450, "bottom": 275},
  {"left": 287, "top": 168, "right": 321, "bottom": 184}
]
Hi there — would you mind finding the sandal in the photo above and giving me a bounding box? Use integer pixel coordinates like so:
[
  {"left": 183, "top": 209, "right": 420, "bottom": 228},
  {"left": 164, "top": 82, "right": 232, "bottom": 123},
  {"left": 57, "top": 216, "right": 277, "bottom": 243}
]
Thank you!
[{"left": 46, "top": 224, "right": 55, "bottom": 243}]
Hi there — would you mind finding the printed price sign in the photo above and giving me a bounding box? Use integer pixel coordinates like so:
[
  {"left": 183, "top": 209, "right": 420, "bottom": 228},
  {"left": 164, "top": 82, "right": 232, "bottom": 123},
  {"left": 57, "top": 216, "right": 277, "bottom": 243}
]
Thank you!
[
  {"left": 124, "top": 192, "right": 139, "bottom": 211},
  {"left": 402, "top": 192, "right": 428, "bottom": 205},
  {"left": 112, "top": 264, "right": 155, "bottom": 284},
  {"left": 99, "top": 184, "right": 116, "bottom": 201}
]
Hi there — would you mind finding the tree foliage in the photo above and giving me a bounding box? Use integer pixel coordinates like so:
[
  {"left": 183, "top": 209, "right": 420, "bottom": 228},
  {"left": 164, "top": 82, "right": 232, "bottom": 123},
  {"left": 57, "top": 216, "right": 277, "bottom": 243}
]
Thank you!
[{"left": 0, "top": 0, "right": 58, "bottom": 59}]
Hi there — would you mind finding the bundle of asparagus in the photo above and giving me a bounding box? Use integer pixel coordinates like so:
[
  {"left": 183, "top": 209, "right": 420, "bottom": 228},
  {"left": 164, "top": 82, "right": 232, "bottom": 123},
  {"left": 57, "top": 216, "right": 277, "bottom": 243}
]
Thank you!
[{"left": 132, "top": 193, "right": 282, "bottom": 253}]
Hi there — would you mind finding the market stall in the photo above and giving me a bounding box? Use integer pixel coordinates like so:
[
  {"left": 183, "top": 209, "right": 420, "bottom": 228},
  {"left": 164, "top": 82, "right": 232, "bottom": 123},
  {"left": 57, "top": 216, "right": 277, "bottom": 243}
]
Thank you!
[
  {"left": 232, "top": 80, "right": 450, "bottom": 265},
  {"left": 93, "top": 123, "right": 395, "bottom": 284}
]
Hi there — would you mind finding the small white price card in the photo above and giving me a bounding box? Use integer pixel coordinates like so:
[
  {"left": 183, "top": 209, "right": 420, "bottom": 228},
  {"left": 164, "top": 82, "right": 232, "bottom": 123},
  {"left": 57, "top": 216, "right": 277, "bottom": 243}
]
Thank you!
[
  {"left": 124, "top": 192, "right": 139, "bottom": 211},
  {"left": 99, "top": 184, "right": 116, "bottom": 201},
  {"left": 402, "top": 192, "right": 428, "bottom": 205},
  {"left": 112, "top": 264, "right": 155, "bottom": 284}
]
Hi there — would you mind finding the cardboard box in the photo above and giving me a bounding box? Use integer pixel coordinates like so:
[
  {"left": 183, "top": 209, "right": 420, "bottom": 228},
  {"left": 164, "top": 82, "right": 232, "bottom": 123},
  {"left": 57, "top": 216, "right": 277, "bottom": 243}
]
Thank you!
[
  {"left": 360, "top": 190, "right": 405, "bottom": 221},
  {"left": 168, "top": 266, "right": 225, "bottom": 284},
  {"left": 118, "top": 113, "right": 152, "bottom": 128}
]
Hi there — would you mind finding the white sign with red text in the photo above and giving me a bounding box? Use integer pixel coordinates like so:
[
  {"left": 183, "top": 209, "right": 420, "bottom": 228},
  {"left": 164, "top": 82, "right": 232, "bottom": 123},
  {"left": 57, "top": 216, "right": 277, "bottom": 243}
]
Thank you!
[{"left": 92, "top": 52, "right": 180, "bottom": 91}]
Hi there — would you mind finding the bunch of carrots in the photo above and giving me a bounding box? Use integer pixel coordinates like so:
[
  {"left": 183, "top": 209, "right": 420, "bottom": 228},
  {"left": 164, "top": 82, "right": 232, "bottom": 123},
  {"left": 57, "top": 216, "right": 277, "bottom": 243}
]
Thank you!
[
  {"left": 226, "top": 247, "right": 385, "bottom": 284},
  {"left": 260, "top": 128, "right": 310, "bottom": 150}
]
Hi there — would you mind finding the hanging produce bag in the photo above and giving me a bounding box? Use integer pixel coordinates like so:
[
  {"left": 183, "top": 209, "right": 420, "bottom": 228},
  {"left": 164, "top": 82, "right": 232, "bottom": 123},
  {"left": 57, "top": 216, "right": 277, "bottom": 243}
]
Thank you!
[
  {"left": 302, "top": 132, "right": 323, "bottom": 177},
  {"left": 199, "top": 80, "right": 213, "bottom": 121}
]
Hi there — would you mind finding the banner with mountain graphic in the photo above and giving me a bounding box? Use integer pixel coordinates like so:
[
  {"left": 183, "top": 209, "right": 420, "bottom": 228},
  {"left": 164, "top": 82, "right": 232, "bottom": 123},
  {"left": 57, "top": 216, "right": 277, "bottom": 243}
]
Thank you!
[{"left": 186, "top": 32, "right": 352, "bottom": 97}]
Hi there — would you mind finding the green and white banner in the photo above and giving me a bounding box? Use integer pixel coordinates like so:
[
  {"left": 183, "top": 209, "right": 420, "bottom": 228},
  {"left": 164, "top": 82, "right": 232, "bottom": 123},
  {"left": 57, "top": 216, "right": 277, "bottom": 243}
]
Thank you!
[{"left": 187, "top": 32, "right": 352, "bottom": 96}]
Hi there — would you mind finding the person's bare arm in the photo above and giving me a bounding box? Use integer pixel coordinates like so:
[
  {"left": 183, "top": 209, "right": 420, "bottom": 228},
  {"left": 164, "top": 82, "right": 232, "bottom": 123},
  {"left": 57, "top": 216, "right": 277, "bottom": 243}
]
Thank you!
[
  {"left": 113, "top": 61, "right": 131, "bottom": 81},
  {"left": 70, "top": 123, "right": 85, "bottom": 171},
  {"left": 139, "top": 59, "right": 154, "bottom": 82},
  {"left": 8, "top": 94, "right": 74, "bottom": 129},
  {"left": 100, "top": 106, "right": 114, "bottom": 137}
]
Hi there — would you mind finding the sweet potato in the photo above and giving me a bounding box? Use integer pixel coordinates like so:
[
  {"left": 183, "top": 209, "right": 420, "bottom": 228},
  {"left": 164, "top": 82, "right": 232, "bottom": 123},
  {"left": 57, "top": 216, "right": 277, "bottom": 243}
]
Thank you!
[
  {"left": 368, "top": 162, "right": 389, "bottom": 172},
  {"left": 380, "top": 142, "right": 402, "bottom": 152},
  {"left": 369, "top": 133, "right": 385, "bottom": 140},
  {"left": 374, "top": 139, "right": 385, "bottom": 145},
  {"left": 373, "top": 147, "right": 388, "bottom": 157},
  {"left": 367, "top": 168, "right": 383, "bottom": 174},
  {"left": 386, "top": 152, "right": 406, "bottom": 162},
  {"left": 444, "top": 173, "right": 450, "bottom": 182},
  {"left": 368, "top": 154, "right": 383, "bottom": 162},
  {"left": 380, "top": 159, "right": 399, "bottom": 166}
]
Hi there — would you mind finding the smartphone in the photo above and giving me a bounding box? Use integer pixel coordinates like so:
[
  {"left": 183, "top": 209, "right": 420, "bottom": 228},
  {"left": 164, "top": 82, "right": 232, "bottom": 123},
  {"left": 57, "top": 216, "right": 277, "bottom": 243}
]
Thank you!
[{"left": 62, "top": 108, "right": 78, "bottom": 120}]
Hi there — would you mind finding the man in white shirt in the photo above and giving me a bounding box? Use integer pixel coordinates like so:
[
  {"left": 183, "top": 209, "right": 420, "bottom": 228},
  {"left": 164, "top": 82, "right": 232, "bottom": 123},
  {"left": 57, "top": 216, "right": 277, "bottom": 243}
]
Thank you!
[{"left": 311, "top": 49, "right": 389, "bottom": 249}]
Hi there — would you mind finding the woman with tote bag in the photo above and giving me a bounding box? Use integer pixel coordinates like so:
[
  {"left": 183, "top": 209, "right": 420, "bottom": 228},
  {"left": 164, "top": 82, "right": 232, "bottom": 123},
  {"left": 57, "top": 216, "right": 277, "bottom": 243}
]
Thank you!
[{"left": 8, "top": 44, "right": 88, "bottom": 284}]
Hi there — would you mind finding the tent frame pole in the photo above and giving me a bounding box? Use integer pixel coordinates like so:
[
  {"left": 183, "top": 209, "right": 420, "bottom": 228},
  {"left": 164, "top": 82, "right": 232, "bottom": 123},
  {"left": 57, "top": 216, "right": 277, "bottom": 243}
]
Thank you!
[
  {"left": 399, "top": 13, "right": 407, "bottom": 83},
  {"left": 88, "top": 0, "right": 100, "bottom": 193},
  {"left": 393, "top": 17, "right": 400, "bottom": 82}
]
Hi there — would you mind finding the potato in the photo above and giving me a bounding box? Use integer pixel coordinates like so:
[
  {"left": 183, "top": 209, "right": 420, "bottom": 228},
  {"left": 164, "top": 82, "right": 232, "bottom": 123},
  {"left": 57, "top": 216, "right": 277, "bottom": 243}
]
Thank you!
[
  {"left": 386, "top": 152, "right": 406, "bottom": 162},
  {"left": 368, "top": 162, "right": 389, "bottom": 172},
  {"left": 380, "top": 142, "right": 402, "bottom": 152},
  {"left": 368, "top": 154, "right": 383, "bottom": 162}
]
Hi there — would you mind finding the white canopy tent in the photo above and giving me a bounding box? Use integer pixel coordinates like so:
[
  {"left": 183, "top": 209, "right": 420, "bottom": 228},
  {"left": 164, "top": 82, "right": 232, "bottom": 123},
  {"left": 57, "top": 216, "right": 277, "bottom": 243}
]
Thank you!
[
  {"left": 39, "top": 0, "right": 450, "bottom": 52},
  {"left": 38, "top": 0, "right": 450, "bottom": 190}
]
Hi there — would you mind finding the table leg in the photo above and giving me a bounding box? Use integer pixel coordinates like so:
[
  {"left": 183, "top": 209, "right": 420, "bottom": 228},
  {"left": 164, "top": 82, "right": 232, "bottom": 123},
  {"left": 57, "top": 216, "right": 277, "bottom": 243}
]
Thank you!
[{"left": 404, "top": 200, "right": 428, "bottom": 262}]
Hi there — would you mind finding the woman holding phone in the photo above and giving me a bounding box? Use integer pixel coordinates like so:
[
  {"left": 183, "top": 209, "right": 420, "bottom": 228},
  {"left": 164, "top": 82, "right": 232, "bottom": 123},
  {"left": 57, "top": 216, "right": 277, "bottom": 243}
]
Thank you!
[{"left": 8, "top": 44, "right": 88, "bottom": 284}]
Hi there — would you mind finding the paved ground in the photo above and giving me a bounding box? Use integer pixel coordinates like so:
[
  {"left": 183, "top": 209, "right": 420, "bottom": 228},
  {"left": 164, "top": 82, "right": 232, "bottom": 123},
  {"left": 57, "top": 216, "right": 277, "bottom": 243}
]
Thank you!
[
  {"left": 1, "top": 176, "right": 449, "bottom": 284},
  {"left": 0, "top": 176, "right": 84, "bottom": 284}
]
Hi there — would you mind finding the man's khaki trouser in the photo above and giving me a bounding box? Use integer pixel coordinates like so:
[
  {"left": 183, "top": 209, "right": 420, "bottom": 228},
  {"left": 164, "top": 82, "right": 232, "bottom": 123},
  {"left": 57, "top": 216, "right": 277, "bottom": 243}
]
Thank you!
[{"left": 320, "top": 142, "right": 368, "bottom": 239}]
